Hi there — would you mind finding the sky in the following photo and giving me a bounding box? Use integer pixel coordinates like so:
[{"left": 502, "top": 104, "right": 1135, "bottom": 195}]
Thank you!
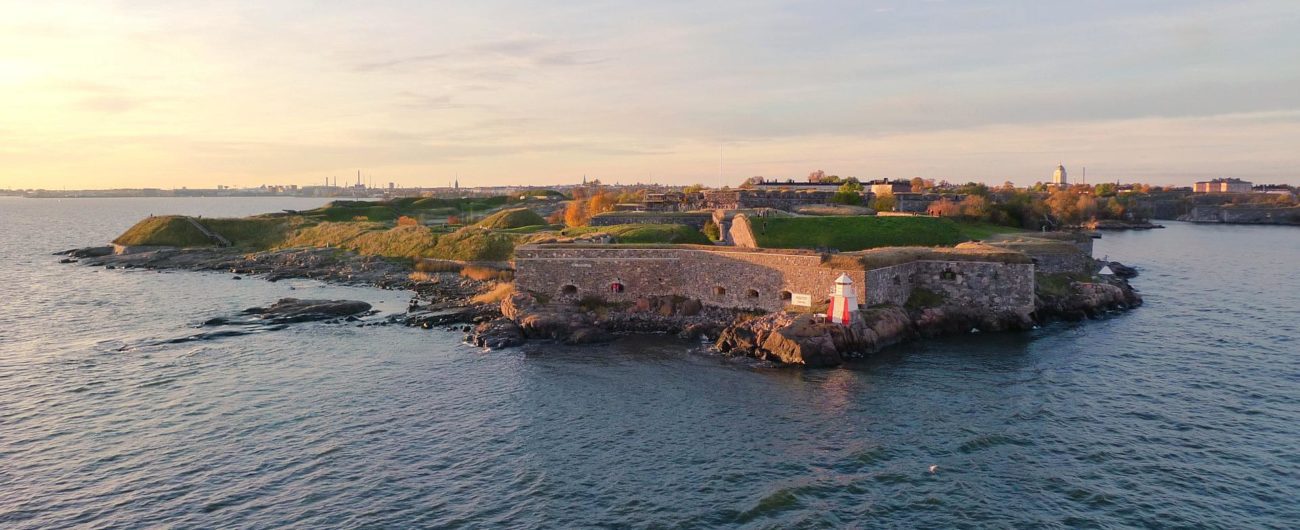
[{"left": 2, "top": 0, "right": 1299, "bottom": 189}]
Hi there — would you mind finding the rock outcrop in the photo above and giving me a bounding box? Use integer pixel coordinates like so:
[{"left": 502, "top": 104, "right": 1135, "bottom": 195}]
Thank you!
[{"left": 237, "top": 298, "right": 373, "bottom": 324}]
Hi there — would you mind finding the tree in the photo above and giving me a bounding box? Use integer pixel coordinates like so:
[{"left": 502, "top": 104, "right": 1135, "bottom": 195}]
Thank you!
[
  {"left": 872, "top": 193, "right": 896, "bottom": 212},
  {"left": 1106, "top": 197, "right": 1126, "bottom": 219},
  {"left": 586, "top": 192, "right": 618, "bottom": 218},
  {"left": 563, "top": 200, "right": 589, "bottom": 227},
  {"left": 807, "top": 170, "right": 827, "bottom": 182},
  {"left": 960, "top": 195, "right": 989, "bottom": 220},
  {"left": 702, "top": 219, "right": 721, "bottom": 241},
  {"left": 910, "top": 177, "right": 926, "bottom": 193},
  {"left": 830, "top": 179, "right": 864, "bottom": 205},
  {"left": 928, "top": 198, "right": 962, "bottom": 217},
  {"left": 1046, "top": 189, "right": 1081, "bottom": 225}
]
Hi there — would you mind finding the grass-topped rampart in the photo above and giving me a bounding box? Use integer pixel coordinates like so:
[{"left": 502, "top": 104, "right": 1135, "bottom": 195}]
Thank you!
[
  {"left": 748, "top": 216, "right": 957, "bottom": 250},
  {"left": 475, "top": 208, "right": 547, "bottom": 230},
  {"left": 113, "top": 216, "right": 216, "bottom": 247},
  {"left": 745, "top": 215, "right": 1024, "bottom": 251},
  {"left": 560, "top": 224, "right": 712, "bottom": 244}
]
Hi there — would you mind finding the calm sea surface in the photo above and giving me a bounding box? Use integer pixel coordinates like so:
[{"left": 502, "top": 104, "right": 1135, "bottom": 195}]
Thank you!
[{"left": 1, "top": 196, "right": 1296, "bottom": 528}]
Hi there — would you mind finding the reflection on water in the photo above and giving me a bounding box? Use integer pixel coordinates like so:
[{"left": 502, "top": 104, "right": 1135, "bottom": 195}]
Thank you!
[{"left": 1, "top": 198, "right": 1297, "bottom": 528}]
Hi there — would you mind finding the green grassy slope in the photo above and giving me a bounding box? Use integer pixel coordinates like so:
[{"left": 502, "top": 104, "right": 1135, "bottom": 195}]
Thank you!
[
  {"left": 561, "top": 224, "right": 712, "bottom": 244},
  {"left": 749, "top": 216, "right": 967, "bottom": 250},
  {"left": 112, "top": 216, "right": 216, "bottom": 247},
  {"left": 475, "top": 208, "right": 547, "bottom": 229}
]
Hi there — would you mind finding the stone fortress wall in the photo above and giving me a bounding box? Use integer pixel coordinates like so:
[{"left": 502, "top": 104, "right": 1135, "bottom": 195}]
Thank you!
[
  {"left": 514, "top": 245, "right": 1037, "bottom": 315},
  {"left": 514, "top": 246, "right": 865, "bottom": 312},
  {"left": 589, "top": 212, "right": 714, "bottom": 230}
]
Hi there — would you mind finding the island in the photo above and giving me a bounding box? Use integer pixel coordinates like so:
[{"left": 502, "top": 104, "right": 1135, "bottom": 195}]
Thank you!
[{"left": 62, "top": 187, "right": 1142, "bottom": 368}]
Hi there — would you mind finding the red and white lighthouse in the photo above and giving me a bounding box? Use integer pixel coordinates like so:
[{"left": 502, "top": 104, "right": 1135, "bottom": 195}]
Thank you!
[{"left": 827, "top": 273, "right": 858, "bottom": 325}]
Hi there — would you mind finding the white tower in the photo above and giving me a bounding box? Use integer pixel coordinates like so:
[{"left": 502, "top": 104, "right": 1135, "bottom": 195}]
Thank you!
[
  {"left": 828, "top": 273, "right": 859, "bottom": 325},
  {"left": 1053, "top": 164, "right": 1068, "bottom": 186}
]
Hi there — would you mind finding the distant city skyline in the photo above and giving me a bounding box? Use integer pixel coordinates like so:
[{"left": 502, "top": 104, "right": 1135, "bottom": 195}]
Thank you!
[{"left": 3, "top": 1, "right": 1299, "bottom": 189}]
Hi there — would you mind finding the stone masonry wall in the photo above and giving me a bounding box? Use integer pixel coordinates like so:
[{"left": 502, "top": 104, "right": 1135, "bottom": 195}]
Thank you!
[
  {"left": 515, "top": 245, "right": 1038, "bottom": 316},
  {"left": 864, "top": 264, "right": 916, "bottom": 306},
  {"left": 1029, "top": 252, "right": 1094, "bottom": 275},
  {"left": 911, "top": 261, "right": 1035, "bottom": 314},
  {"left": 515, "top": 246, "right": 864, "bottom": 312},
  {"left": 727, "top": 215, "right": 759, "bottom": 248},
  {"left": 589, "top": 212, "right": 714, "bottom": 229}
]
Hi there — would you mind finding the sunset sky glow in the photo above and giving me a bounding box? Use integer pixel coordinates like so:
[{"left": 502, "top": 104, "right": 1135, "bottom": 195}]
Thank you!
[{"left": 3, "top": 0, "right": 1299, "bottom": 189}]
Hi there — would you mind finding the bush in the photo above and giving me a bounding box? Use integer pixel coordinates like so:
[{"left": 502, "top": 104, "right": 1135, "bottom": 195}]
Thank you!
[
  {"left": 703, "top": 219, "right": 721, "bottom": 241},
  {"left": 471, "top": 283, "right": 515, "bottom": 304}
]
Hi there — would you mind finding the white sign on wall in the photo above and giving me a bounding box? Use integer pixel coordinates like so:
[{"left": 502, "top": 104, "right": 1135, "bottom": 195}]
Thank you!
[{"left": 790, "top": 293, "right": 813, "bottom": 307}]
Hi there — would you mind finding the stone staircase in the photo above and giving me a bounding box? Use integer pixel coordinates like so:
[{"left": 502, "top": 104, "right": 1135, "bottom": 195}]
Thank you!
[{"left": 185, "top": 217, "right": 232, "bottom": 247}]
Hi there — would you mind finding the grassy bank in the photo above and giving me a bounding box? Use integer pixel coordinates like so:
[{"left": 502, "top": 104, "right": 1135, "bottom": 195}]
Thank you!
[
  {"left": 750, "top": 216, "right": 965, "bottom": 250},
  {"left": 560, "top": 224, "right": 712, "bottom": 244}
]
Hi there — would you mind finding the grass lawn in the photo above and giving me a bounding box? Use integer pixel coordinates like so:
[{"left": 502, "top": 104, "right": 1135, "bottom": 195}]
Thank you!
[
  {"left": 955, "top": 221, "right": 1027, "bottom": 240},
  {"left": 750, "top": 216, "right": 1026, "bottom": 250},
  {"left": 562, "top": 224, "right": 711, "bottom": 244},
  {"left": 751, "top": 216, "right": 966, "bottom": 250}
]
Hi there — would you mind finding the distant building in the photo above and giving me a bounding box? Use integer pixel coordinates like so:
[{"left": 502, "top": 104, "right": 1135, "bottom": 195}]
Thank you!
[
  {"left": 1194, "top": 178, "right": 1253, "bottom": 193},
  {"left": 750, "top": 179, "right": 843, "bottom": 191},
  {"left": 866, "top": 179, "right": 912, "bottom": 196},
  {"left": 1053, "top": 165, "right": 1068, "bottom": 186}
]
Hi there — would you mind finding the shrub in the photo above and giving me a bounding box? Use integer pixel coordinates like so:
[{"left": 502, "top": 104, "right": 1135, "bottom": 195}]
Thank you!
[
  {"left": 461, "top": 265, "right": 515, "bottom": 282},
  {"left": 396, "top": 215, "right": 420, "bottom": 226},
  {"left": 703, "top": 219, "right": 721, "bottom": 241},
  {"left": 471, "top": 283, "right": 515, "bottom": 305}
]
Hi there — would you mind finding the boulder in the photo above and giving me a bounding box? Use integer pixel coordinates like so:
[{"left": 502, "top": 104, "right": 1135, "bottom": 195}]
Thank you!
[{"left": 473, "top": 318, "right": 525, "bottom": 349}]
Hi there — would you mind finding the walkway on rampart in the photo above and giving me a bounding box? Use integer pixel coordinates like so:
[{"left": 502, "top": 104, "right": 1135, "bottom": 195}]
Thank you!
[{"left": 185, "top": 217, "right": 232, "bottom": 247}]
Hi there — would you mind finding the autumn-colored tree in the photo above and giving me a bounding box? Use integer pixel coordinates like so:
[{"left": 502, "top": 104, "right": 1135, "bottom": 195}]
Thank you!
[
  {"left": 960, "top": 195, "right": 989, "bottom": 220},
  {"left": 587, "top": 192, "right": 618, "bottom": 217},
  {"left": 910, "top": 177, "right": 926, "bottom": 193},
  {"left": 1107, "top": 196, "right": 1128, "bottom": 218},
  {"left": 396, "top": 215, "right": 420, "bottom": 226},
  {"left": 928, "top": 198, "right": 962, "bottom": 217},
  {"left": 1076, "top": 194, "right": 1098, "bottom": 221},
  {"left": 563, "top": 200, "right": 590, "bottom": 227},
  {"left": 546, "top": 209, "right": 565, "bottom": 225},
  {"left": 1046, "top": 189, "right": 1078, "bottom": 225}
]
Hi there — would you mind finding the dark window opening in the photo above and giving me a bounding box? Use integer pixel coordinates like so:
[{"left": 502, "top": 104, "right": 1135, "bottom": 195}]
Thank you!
[
  {"left": 941, "top": 270, "right": 957, "bottom": 281},
  {"left": 892, "top": 275, "right": 901, "bottom": 285},
  {"left": 713, "top": 286, "right": 727, "bottom": 297},
  {"left": 780, "top": 290, "right": 792, "bottom": 301},
  {"left": 746, "top": 289, "right": 760, "bottom": 298},
  {"left": 561, "top": 284, "right": 578, "bottom": 295},
  {"left": 609, "top": 282, "right": 625, "bottom": 293}
]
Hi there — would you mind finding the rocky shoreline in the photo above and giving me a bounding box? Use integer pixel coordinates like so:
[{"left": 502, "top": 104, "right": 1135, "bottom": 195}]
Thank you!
[
  {"left": 59, "top": 245, "right": 1143, "bottom": 368},
  {"left": 474, "top": 272, "right": 1141, "bottom": 367}
]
